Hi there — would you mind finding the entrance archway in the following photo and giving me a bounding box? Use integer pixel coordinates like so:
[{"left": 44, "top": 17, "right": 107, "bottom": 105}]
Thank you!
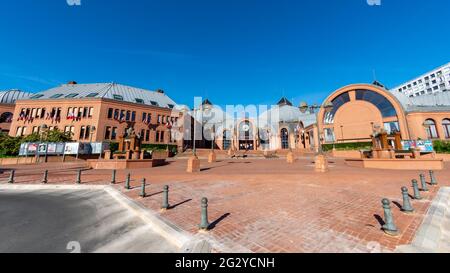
[{"left": 238, "top": 121, "right": 254, "bottom": 150}]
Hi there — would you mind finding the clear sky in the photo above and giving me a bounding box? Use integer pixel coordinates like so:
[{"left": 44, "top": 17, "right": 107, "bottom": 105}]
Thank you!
[{"left": 0, "top": 0, "right": 449, "bottom": 107}]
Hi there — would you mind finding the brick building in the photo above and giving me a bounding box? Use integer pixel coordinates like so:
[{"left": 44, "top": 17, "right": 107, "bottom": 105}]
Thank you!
[
  {"left": 9, "top": 82, "right": 182, "bottom": 148},
  {"left": 0, "top": 89, "right": 31, "bottom": 133}
]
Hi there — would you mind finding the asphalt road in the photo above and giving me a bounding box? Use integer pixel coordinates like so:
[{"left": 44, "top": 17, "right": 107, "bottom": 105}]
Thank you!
[{"left": 0, "top": 188, "right": 178, "bottom": 253}]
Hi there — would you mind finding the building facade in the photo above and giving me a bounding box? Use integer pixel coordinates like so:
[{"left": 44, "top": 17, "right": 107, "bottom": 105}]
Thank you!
[
  {"left": 9, "top": 82, "right": 182, "bottom": 147},
  {"left": 317, "top": 83, "right": 450, "bottom": 148},
  {"left": 391, "top": 62, "right": 450, "bottom": 98},
  {"left": 0, "top": 89, "right": 31, "bottom": 133}
]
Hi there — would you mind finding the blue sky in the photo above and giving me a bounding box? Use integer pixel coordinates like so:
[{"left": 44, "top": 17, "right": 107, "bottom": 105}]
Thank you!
[{"left": 0, "top": 0, "right": 449, "bottom": 107}]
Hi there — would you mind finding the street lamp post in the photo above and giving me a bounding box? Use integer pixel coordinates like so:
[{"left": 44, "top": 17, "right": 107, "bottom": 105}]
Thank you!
[{"left": 299, "top": 101, "right": 334, "bottom": 172}]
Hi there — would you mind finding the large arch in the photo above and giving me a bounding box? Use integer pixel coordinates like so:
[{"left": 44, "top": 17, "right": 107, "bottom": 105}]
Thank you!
[{"left": 318, "top": 84, "right": 410, "bottom": 143}]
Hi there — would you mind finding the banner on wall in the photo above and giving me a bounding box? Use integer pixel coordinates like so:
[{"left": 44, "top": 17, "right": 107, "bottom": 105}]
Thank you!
[
  {"left": 19, "top": 142, "right": 110, "bottom": 156},
  {"left": 64, "top": 143, "right": 80, "bottom": 155},
  {"left": 401, "top": 140, "right": 434, "bottom": 152}
]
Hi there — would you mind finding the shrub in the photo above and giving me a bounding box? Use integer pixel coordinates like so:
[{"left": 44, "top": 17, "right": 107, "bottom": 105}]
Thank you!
[{"left": 433, "top": 140, "right": 450, "bottom": 154}]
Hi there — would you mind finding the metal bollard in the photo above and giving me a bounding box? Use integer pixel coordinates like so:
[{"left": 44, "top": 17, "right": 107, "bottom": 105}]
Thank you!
[
  {"left": 161, "top": 185, "right": 170, "bottom": 210},
  {"left": 42, "top": 170, "right": 48, "bottom": 184},
  {"left": 429, "top": 170, "right": 438, "bottom": 186},
  {"left": 412, "top": 180, "right": 422, "bottom": 200},
  {"left": 401, "top": 187, "right": 414, "bottom": 213},
  {"left": 111, "top": 169, "right": 117, "bottom": 184},
  {"left": 199, "top": 197, "right": 210, "bottom": 231},
  {"left": 8, "top": 170, "right": 15, "bottom": 184},
  {"left": 419, "top": 174, "right": 429, "bottom": 192},
  {"left": 125, "top": 173, "right": 131, "bottom": 190},
  {"left": 76, "top": 169, "right": 82, "bottom": 184},
  {"left": 381, "top": 199, "right": 399, "bottom": 236},
  {"left": 139, "top": 178, "right": 146, "bottom": 198}
]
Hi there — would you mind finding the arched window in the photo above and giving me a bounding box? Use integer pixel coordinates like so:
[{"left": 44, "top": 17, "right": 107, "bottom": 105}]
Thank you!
[
  {"left": 355, "top": 90, "right": 397, "bottom": 117},
  {"left": 223, "top": 130, "right": 232, "bottom": 150},
  {"left": 424, "top": 119, "right": 439, "bottom": 139},
  {"left": 281, "top": 128, "right": 289, "bottom": 149},
  {"left": 443, "top": 119, "right": 450, "bottom": 139},
  {"left": 0, "top": 112, "right": 13, "bottom": 123}
]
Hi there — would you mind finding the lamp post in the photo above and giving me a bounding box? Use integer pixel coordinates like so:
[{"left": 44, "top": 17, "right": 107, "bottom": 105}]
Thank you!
[
  {"left": 299, "top": 101, "right": 334, "bottom": 172},
  {"left": 38, "top": 124, "right": 48, "bottom": 164}
]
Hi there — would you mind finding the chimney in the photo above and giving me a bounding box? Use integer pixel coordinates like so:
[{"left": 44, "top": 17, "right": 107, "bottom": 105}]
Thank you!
[
  {"left": 68, "top": 81, "right": 78, "bottom": 85},
  {"left": 156, "top": 89, "right": 164, "bottom": 94}
]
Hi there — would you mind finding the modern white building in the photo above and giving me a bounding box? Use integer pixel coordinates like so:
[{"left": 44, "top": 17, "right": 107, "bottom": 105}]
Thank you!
[{"left": 391, "top": 62, "right": 450, "bottom": 98}]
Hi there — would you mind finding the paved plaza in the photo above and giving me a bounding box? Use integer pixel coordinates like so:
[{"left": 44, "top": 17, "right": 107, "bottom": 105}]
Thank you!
[{"left": 0, "top": 157, "right": 448, "bottom": 253}]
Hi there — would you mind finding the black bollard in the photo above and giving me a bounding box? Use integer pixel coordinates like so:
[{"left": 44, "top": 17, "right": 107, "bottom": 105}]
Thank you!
[
  {"left": 76, "top": 169, "right": 82, "bottom": 184},
  {"left": 7, "top": 170, "right": 15, "bottom": 184},
  {"left": 161, "top": 185, "right": 170, "bottom": 210},
  {"left": 140, "top": 178, "right": 146, "bottom": 198},
  {"left": 401, "top": 187, "right": 414, "bottom": 213},
  {"left": 42, "top": 170, "right": 48, "bottom": 184},
  {"left": 412, "top": 179, "right": 422, "bottom": 200},
  {"left": 125, "top": 173, "right": 131, "bottom": 190},
  {"left": 419, "top": 174, "right": 429, "bottom": 192},
  {"left": 381, "top": 199, "right": 399, "bottom": 236},
  {"left": 199, "top": 197, "right": 210, "bottom": 231},
  {"left": 111, "top": 169, "right": 117, "bottom": 184},
  {"left": 429, "top": 170, "right": 438, "bottom": 186}
]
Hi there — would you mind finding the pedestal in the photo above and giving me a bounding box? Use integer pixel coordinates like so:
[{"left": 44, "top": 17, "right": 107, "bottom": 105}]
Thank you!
[
  {"left": 187, "top": 155, "right": 201, "bottom": 173},
  {"left": 315, "top": 154, "right": 329, "bottom": 173},
  {"left": 412, "top": 149, "right": 421, "bottom": 159},
  {"left": 208, "top": 152, "right": 216, "bottom": 163},
  {"left": 104, "top": 150, "right": 112, "bottom": 160},
  {"left": 286, "top": 151, "right": 295, "bottom": 164}
]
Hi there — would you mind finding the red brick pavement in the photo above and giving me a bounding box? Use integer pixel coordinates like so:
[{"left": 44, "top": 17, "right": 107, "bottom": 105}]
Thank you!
[{"left": 1, "top": 157, "right": 448, "bottom": 253}]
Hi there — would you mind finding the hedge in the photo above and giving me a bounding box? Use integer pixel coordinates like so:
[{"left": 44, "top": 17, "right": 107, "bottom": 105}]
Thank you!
[
  {"left": 322, "top": 142, "right": 373, "bottom": 152},
  {"left": 108, "top": 142, "right": 178, "bottom": 154}
]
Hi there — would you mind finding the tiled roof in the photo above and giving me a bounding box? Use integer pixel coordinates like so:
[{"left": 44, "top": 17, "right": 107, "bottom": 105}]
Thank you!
[
  {"left": 0, "top": 89, "right": 31, "bottom": 104},
  {"left": 25, "top": 83, "right": 177, "bottom": 109}
]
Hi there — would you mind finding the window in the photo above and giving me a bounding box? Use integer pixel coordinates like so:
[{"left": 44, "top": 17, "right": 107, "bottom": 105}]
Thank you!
[
  {"left": 89, "top": 107, "right": 94, "bottom": 118},
  {"left": 384, "top": 122, "right": 400, "bottom": 134},
  {"left": 140, "top": 129, "right": 145, "bottom": 139},
  {"left": 142, "top": 113, "right": 147, "bottom": 122},
  {"left": 79, "top": 126, "right": 86, "bottom": 139},
  {"left": 223, "top": 130, "right": 232, "bottom": 150},
  {"left": 107, "top": 108, "right": 113, "bottom": 119},
  {"left": 111, "top": 127, "right": 118, "bottom": 140},
  {"left": 32, "top": 126, "right": 39, "bottom": 134},
  {"left": 85, "top": 126, "right": 91, "bottom": 140},
  {"left": 16, "top": 127, "right": 26, "bottom": 137},
  {"left": 105, "top": 126, "right": 112, "bottom": 140},
  {"left": 281, "top": 128, "right": 289, "bottom": 149},
  {"left": 160, "top": 131, "right": 165, "bottom": 142},
  {"left": 126, "top": 111, "right": 131, "bottom": 121},
  {"left": 145, "top": 130, "right": 150, "bottom": 142},
  {"left": 424, "top": 119, "right": 439, "bottom": 139},
  {"left": 324, "top": 92, "right": 351, "bottom": 124},
  {"left": 50, "top": 94, "right": 63, "bottom": 99},
  {"left": 443, "top": 119, "right": 450, "bottom": 139},
  {"left": 65, "top": 93, "right": 79, "bottom": 98},
  {"left": 131, "top": 111, "right": 136, "bottom": 122},
  {"left": 167, "top": 104, "right": 174, "bottom": 109},
  {"left": 135, "top": 98, "right": 144, "bottom": 104},
  {"left": 113, "top": 94, "right": 124, "bottom": 101},
  {"left": 114, "top": 109, "right": 119, "bottom": 120},
  {"left": 355, "top": 90, "right": 397, "bottom": 118},
  {"left": 158, "top": 115, "right": 162, "bottom": 124},
  {"left": 150, "top": 101, "right": 159, "bottom": 106},
  {"left": 30, "top": 94, "right": 44, "bottom": 99},
  {"left": 86, "top": 93, "right": 99, "bottom": 98},
  {"left": 156, "top": 131, "right": 160, "bottom": 142}
]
